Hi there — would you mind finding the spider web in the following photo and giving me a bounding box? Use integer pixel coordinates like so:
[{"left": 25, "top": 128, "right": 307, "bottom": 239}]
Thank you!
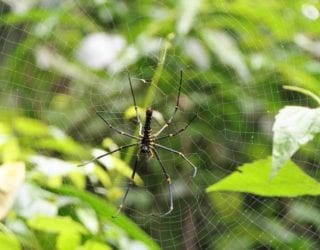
[{"left": 1, "top": 1, "right": 320, "bottom": 249}]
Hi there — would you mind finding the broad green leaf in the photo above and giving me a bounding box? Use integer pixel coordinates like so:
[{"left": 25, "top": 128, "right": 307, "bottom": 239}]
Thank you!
[
  {"left": 37, "top": 136, "right": 87, "bottom": 158},
  {"left": 279, "top": 64, "right": 320, "bottom": 94},
  {"left": 124, "top": 106, "right": 145, "bottom": 121},
  {"left": 57, "top": 231, "right": 81, "bottom": 250},
  {"left": 123, "top": 106, "right": 164, "bottom": 125},
  {"left": 207, "top": 157, "right": 320, "bottom": 197},
  {"left": 13, "top": 117, "right": 49, "bottom": 137},
  {"left": 94, "top": 165, "right": 112, "bottom": 187},
  {"left": 111, "top": 156, "right": 143, "bottom": 186},
  {"left": 28, "top": 215, "right": 88, "bottom": 234},
  {"left": 271, "top": 106, "right": 320, "bottom": 177},
  {"left": 2, "top": 138, "right": 20, "bottom": 162},
  {"left": 82, "top": 240, "right": 112, "bottom": 250},
  {"left": 47, "top": 186, "right": 160, "bottom": 250},
  {"left": 91, "top": 149, "right": 143, "bottom": 186},
  {"left": 0, "top": 232, "right": 20, "bottom": 250},
  {"left": 0, "top": 122, "right": 11, "bottom": 134}
]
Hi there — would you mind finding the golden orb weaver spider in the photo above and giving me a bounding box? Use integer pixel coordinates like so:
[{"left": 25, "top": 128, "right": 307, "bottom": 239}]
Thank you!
[{"left": 79, "top": 71, "right": 197, "bottom": 217}]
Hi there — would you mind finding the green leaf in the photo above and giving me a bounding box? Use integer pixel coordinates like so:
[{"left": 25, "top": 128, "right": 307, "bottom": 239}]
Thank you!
[
  {"left": 206, "top": 157, "right": 320, "bottom": 197},
  {"left": 28, "top": 215, "right": 88, "bottom": 234},
  {"left": 47, "top": 186, "right": 160, "bottom": 250},
  {"left": 57, "top": 231, "right": 81, "bottom": 250},
  {"left": 91, "top": 149, "right": 143, "bottom": 186},
  {"left": 271, "top": 106, "right": 320, "bottom": 177},
  {"left": 13, "top": 117, "right": 49, "bottom": 137},
  {"left": 123, "top": 106, "right": 145, "bottom": 121},
  {"left": 279, "top": 64, "right": 320, "bottom": 94},
  {"left": 2, "top": 138, "right": 20, "bottom": 162},
  {"left": 82, "top": 240, "right": 112, "bottom": 250},
  {"left": 37, "top": 136, "right": 87, "bottom": 158},
  {"left": 111, "top": 156, "right": 143, "bottom": 186},
  {"left": 0, "top": 232, "right": 21, "bottom": 250}
]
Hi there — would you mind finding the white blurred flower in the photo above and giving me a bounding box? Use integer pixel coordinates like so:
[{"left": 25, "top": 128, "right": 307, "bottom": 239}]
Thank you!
[
  {"left": 295, "top": 33, "right": 320, "bottom": 58},
  {"left": 30, "top": 155, "right": 78, "bottom": 176},
  {"left": 76, "top": 33, "right": 126, "bottom": 70},
  {"left": 203, "top": 30, "right": 252, "bottom": 84},
  {"left": 15, "top": 183, "right": 59, "bottom": 218},
  {"left": 0, "top": 162, "right": 25, "bottom": 219},
  {"left": 184, "top": 38, "right": 210, "bottom": 70},
  {"left": 301, "top": 4, "right": 319, "bottom": 20}
]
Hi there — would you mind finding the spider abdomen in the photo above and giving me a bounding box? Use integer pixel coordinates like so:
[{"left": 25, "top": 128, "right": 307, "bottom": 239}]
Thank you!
[{"left": 140, "top": 107, "right": 153, "bottom": 154}]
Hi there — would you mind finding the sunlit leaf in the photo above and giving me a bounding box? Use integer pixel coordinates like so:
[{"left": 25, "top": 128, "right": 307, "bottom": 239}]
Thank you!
[
  {"left": 0, "top": 232, "right": 20, "bottom": 250},
  {"left": 124, "top": 106, "right": 145, "bottom": 122},
  {"left": 47, "top": 186, "right": 160, "bottom": 250},
  {"left": 28, "top": 215, "right": 88, "bottom": 234},
  {"left": 94, "top": 165, "right": 112, "bottom": 187},
  {"left": 92, "top": 149, "right": 143, "bottom": 186},
  {"left": 82, "top": 240, "right": 112, "bottom": 250},
  {"left": 69, "top": 171, "right": 86, "bottom": 189},
  {"left": 279, "top": 64, "right": 320, "bottom": 94},
  {"left": 124, "top": 106, "right": 164, "bottom": 125},
  {"left": 207, "top": 157, "right": 320, "bottom": 197},
  {"left": 13, "top": 117, "right": 49, "bottom": 137},
  {"left": 2, "top": 138, "right": 20, "bottom": 162},
  {"left": 0, "top": 122, "right": 11, "bottom": 134},
  {"left": 271, "top": 106, "right": 320, "bottom": 177},
  {"left": 111, "top": 156, "right": 143, "bottom": 186},
  {"left": 37, "top": 137, "right": 87, "bottom": 158},
  {"left": 57, "top": 231, "right": 81, "bottom": 250}
]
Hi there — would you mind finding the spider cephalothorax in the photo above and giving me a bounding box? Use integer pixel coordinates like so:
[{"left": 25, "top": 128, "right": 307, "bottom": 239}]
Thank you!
[{"left": 79, "top": 71, "right": 197, "bottom": 217}]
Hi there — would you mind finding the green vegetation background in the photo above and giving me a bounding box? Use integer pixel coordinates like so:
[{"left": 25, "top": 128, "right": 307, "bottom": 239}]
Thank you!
[{"left": 1, "top": 0, "right": 320, "bottom": 249}]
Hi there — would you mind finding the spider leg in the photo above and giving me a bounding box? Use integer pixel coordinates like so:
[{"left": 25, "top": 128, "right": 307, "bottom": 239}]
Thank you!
[
  {"left": 78, "top": 143, "right": 138, "bottom": 167},
  {"left": 153, "top": 149, "right": 173, "bottom": 216},
  {"left": 113, "top": 155, "right": 139, "bottom": 218},
  {"left": 154, "top": 143, "right": 197, "bottom": 178},
  {"left": 155, "top": 113, "right": 197, "bottom": 141},
  {"left": 128, "top": 72, "right": 143, "bottom": 136},
  {"left": 96, "top": 112, "right": 139, "bottom": 140},
  {"left": 154, "top": 71, "right": 183, "bottom": 137}
]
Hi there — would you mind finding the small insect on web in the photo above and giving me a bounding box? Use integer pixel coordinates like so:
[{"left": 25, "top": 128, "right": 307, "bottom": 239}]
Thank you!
[{"left": 79, "top": 71, "right": 198, "bottom": 217}]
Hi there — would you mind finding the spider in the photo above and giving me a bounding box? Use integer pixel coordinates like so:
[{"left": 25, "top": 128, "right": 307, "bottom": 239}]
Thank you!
[{"left": 79, "top": 71, "right": 197, "bottom": 217}]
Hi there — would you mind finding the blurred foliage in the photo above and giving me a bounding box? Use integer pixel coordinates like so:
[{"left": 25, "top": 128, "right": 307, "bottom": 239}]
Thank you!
[
  {"left": 0, "top": 117, "right": 159, "bottom": 249},
  {"left": 0, "top": 0, "right": 320, "bottom": 249}
]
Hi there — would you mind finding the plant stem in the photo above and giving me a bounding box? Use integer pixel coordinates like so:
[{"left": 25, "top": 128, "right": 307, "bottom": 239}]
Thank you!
[
  {"left": 283, "top": 85, "right": 320, "bottom": 106},
  {"left": 124, "top": 34, "right": 174, "bottom": 164}
]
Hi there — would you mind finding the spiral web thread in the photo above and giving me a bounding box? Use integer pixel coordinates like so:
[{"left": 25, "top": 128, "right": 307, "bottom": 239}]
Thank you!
[{"left": 0, "top": 1, "right": 319, "bottom": 249}]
